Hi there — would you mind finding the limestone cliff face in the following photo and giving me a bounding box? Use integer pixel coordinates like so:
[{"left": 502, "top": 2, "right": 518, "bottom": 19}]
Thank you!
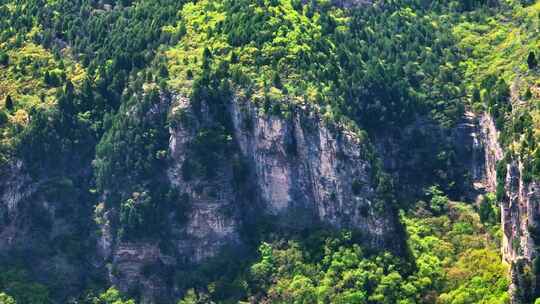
[
  {"left": 476, "top": 112, "right": 540, "bottom": 303},
  {"left": 502, "top": 160, "right": 540, "bottom": 303},
  {"left": 1, "top": 91, "right": 519, "bottom": 303},
  {"left": 477, "top": 114, "right": 503, "bottom": 194},
  {"left": 92, "top": 94, "right": 402, "bottom": 303},
  {"left": 372, "top": 110, "right": 482, "bottom": 204},
  {"left": 229, "top": 97, "right": 396, "bottom": 245}
]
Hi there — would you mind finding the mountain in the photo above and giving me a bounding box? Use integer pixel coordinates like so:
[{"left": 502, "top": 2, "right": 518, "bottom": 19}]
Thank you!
[{"left": 0, "top": 0, "right": 537, "bottom": 303}]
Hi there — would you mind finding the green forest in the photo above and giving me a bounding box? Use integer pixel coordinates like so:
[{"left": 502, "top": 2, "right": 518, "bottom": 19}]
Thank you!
[{"left": 1, "top": 0, "right": 540, "bottom": 303}]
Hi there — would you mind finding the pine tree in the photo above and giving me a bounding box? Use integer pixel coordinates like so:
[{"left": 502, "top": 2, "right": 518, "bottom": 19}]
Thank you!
[
  {"left": 525, "top": 87, "right": 533, "bottom": 100},
  {"left": 44, "top": 71, "right": 52, "bottom": 86},
  {"left": 159, "top": 65, "right": 168, "bottom": 78},
  {"left": 528, "top": 51, "right": 537, "bottom": 69},
  {"left": 0, "top": 51, "right": 8, "bottom": 65},
  {"left": 472, "top": 87, "right": 481, "bottom": 103},
  {"left": 5, "top": 95, "right": 13, "bottom": 110},
  {"left": 202, "top": 47, "right": 212, "bottom": 70},
  {"left": 230, "top": 52, "right": 239, "bottom": 64},
  {"left": 272, "top": 72, "right": 283, "bottom": 89}
]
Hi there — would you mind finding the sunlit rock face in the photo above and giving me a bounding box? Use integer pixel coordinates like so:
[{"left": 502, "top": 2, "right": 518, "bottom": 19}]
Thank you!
[
  {"left": 229, "top": 97, "right": 397, "bottom": 245},
  {"left": 95, "top": 93, "right": 403, "bottom": 302},
  {"left": 0, "top": 90, "right": 402, "bottom": 303},
  {"left": 476, "top": 111, "right": 540, "bottom": 303}
]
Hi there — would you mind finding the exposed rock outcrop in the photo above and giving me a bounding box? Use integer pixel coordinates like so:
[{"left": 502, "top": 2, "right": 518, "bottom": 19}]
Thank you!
[
  {"left": 229, "top": 97, "right": 398, "bottom": 245},
  {"left": 94, "top": 94, "right": 403, "bottom": 302},
  {"left": 476, "top": 111, "right": 540, "bottom": 303},
  {"left": 2, "top": 90, "right": 518, "bottom": 304}
]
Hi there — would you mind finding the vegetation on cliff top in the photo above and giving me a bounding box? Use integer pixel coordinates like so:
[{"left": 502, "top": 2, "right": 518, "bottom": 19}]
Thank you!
[
  {"left": 456, "top": 0, "right": 540, "bottom": 183},
  {"left": 165, "top": 0, "right": 465, "bottom": 132}
]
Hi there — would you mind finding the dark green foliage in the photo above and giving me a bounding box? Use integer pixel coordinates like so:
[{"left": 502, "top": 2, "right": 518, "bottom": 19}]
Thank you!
[
  {"left": 42, "top": 71, "right": 59, "bottom": 87},
  {"left": 0, "top": 0, "right": 517, "bottom": 302},
  {"left": 17, "top": 83, "right": 98, "bottom": 174},
  {"left": 472, "top": 86, "right": 481, "bottom": 103},
  {"left": 0, "top": 51, "right": 8, "bottom": 65},
  {"left": 0, "top": 111, "right": 7, "bottom": 126},
  {"left": 479, "top": 199, "right": 494, "bottom": 223},
  {"left": 460, "top": 0, "right": 491, "bottom": 11},
  {"left": 202, "top": 0, "right": 466, "bottom": 199},
  {"left": 426, "top": 185, "right": 449, "bottom": 215},
  {"left": 514, "top": 259, "right": 535, "bottom": 303},
  {"left": 200, "top": 0, "right": 466, "bottom": 133},
  {"left": 525, "top": 87, "right": 533, "bottom": 100},
  {"left": 189, "top": 126, "right": 232, "bottom": 179},
  {"left": 0, "top": 268, "right": 51, "bottom": 304},
  {"left": 533, "top": 257, "right": 540, "bottom": 275},
  {"left": 479, "top": 194, "right": 499, "bottom": 225},
  {"left": 94, "top": 86, "right": 176, "bottom": 240},
  {"left": 119, "top": 192, "right": 153, "bottom": 240},
  {"left": 496, "top": 160, "right": 507, "bottom": 201},
  {"left": 351, "top": 179, "right": 363, "bottom": 196},
  {"left": 484, "top": 76, "right": 511, "bottom": 132},
  {"left": 4, "top": 96, "right": 13, "bottom": 111},
  {"left": 529, "top": 51, "right": 538, "bottom": 69}
]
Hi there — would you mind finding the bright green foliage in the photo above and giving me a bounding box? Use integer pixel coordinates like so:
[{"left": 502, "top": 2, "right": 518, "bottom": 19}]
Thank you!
[
  {"left": 161, "top": 0, "right": 473, "bottom": 199},
  {"left": 166, "top": 0, "right": 465, "bottom": 131},
  {"left": 0, "top": 269, "right": 50, "bottom": 304},
  {"left": 0, "top": 293, "right": 16, "bottom": 304},
  {"left": 0, "top": 1, "right": 88, "bottom": 164},
  {"left": 176, "top": 199, "right": 508, "bottom": 303},
  {"left": 404, "top": 201, "right": 508, "bottom": 303},
  {"left": 91, "top": 287, "right": 135, "bottom": 304},
  {"left": 455, "top": 0, "right": 540, "bottom": 182},
  {"left": 426, "top": 185, "right": 449, "bottom": 215},
  {"left": 479, "top": 192, "right": 500, "bottom": 225},
  {"left": 176, "top": 289, "right": 215, "bottom": 304}
]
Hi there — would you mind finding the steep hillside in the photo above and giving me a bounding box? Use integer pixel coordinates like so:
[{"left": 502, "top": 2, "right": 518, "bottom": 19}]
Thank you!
[
  {"left": 454, "top": 1, "right": 540, "bottom": 302},
  {"left": 0, "top": 0, "right": 533, "bottom": 303}
]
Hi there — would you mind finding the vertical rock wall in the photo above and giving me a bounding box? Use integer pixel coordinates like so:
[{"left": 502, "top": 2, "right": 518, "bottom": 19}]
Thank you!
[
  {"left": 478, "top": 112, "right": 540, "bottom": 303},
  {"left": 95, "top": 95, "right": 403, "bottom": 303}
]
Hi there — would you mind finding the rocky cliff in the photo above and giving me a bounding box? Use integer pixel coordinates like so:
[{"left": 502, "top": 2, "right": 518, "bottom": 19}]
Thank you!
[
  {"left": 1, "top": 87, "right": 520, "bottom": 303},
  {"left": 475, "top": 110, "right": 540, "bottom": 303},
  {"left": 88, "top": 93, "right": 404, "bottom": 303},
  {"left": 0, "top": 86, "right": 491, "bottom": 303}
]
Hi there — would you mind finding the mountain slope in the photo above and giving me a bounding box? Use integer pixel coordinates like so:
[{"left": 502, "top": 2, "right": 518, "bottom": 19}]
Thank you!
[{"left": 0, "top": 0, "right": 532, "bottom": 303}]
